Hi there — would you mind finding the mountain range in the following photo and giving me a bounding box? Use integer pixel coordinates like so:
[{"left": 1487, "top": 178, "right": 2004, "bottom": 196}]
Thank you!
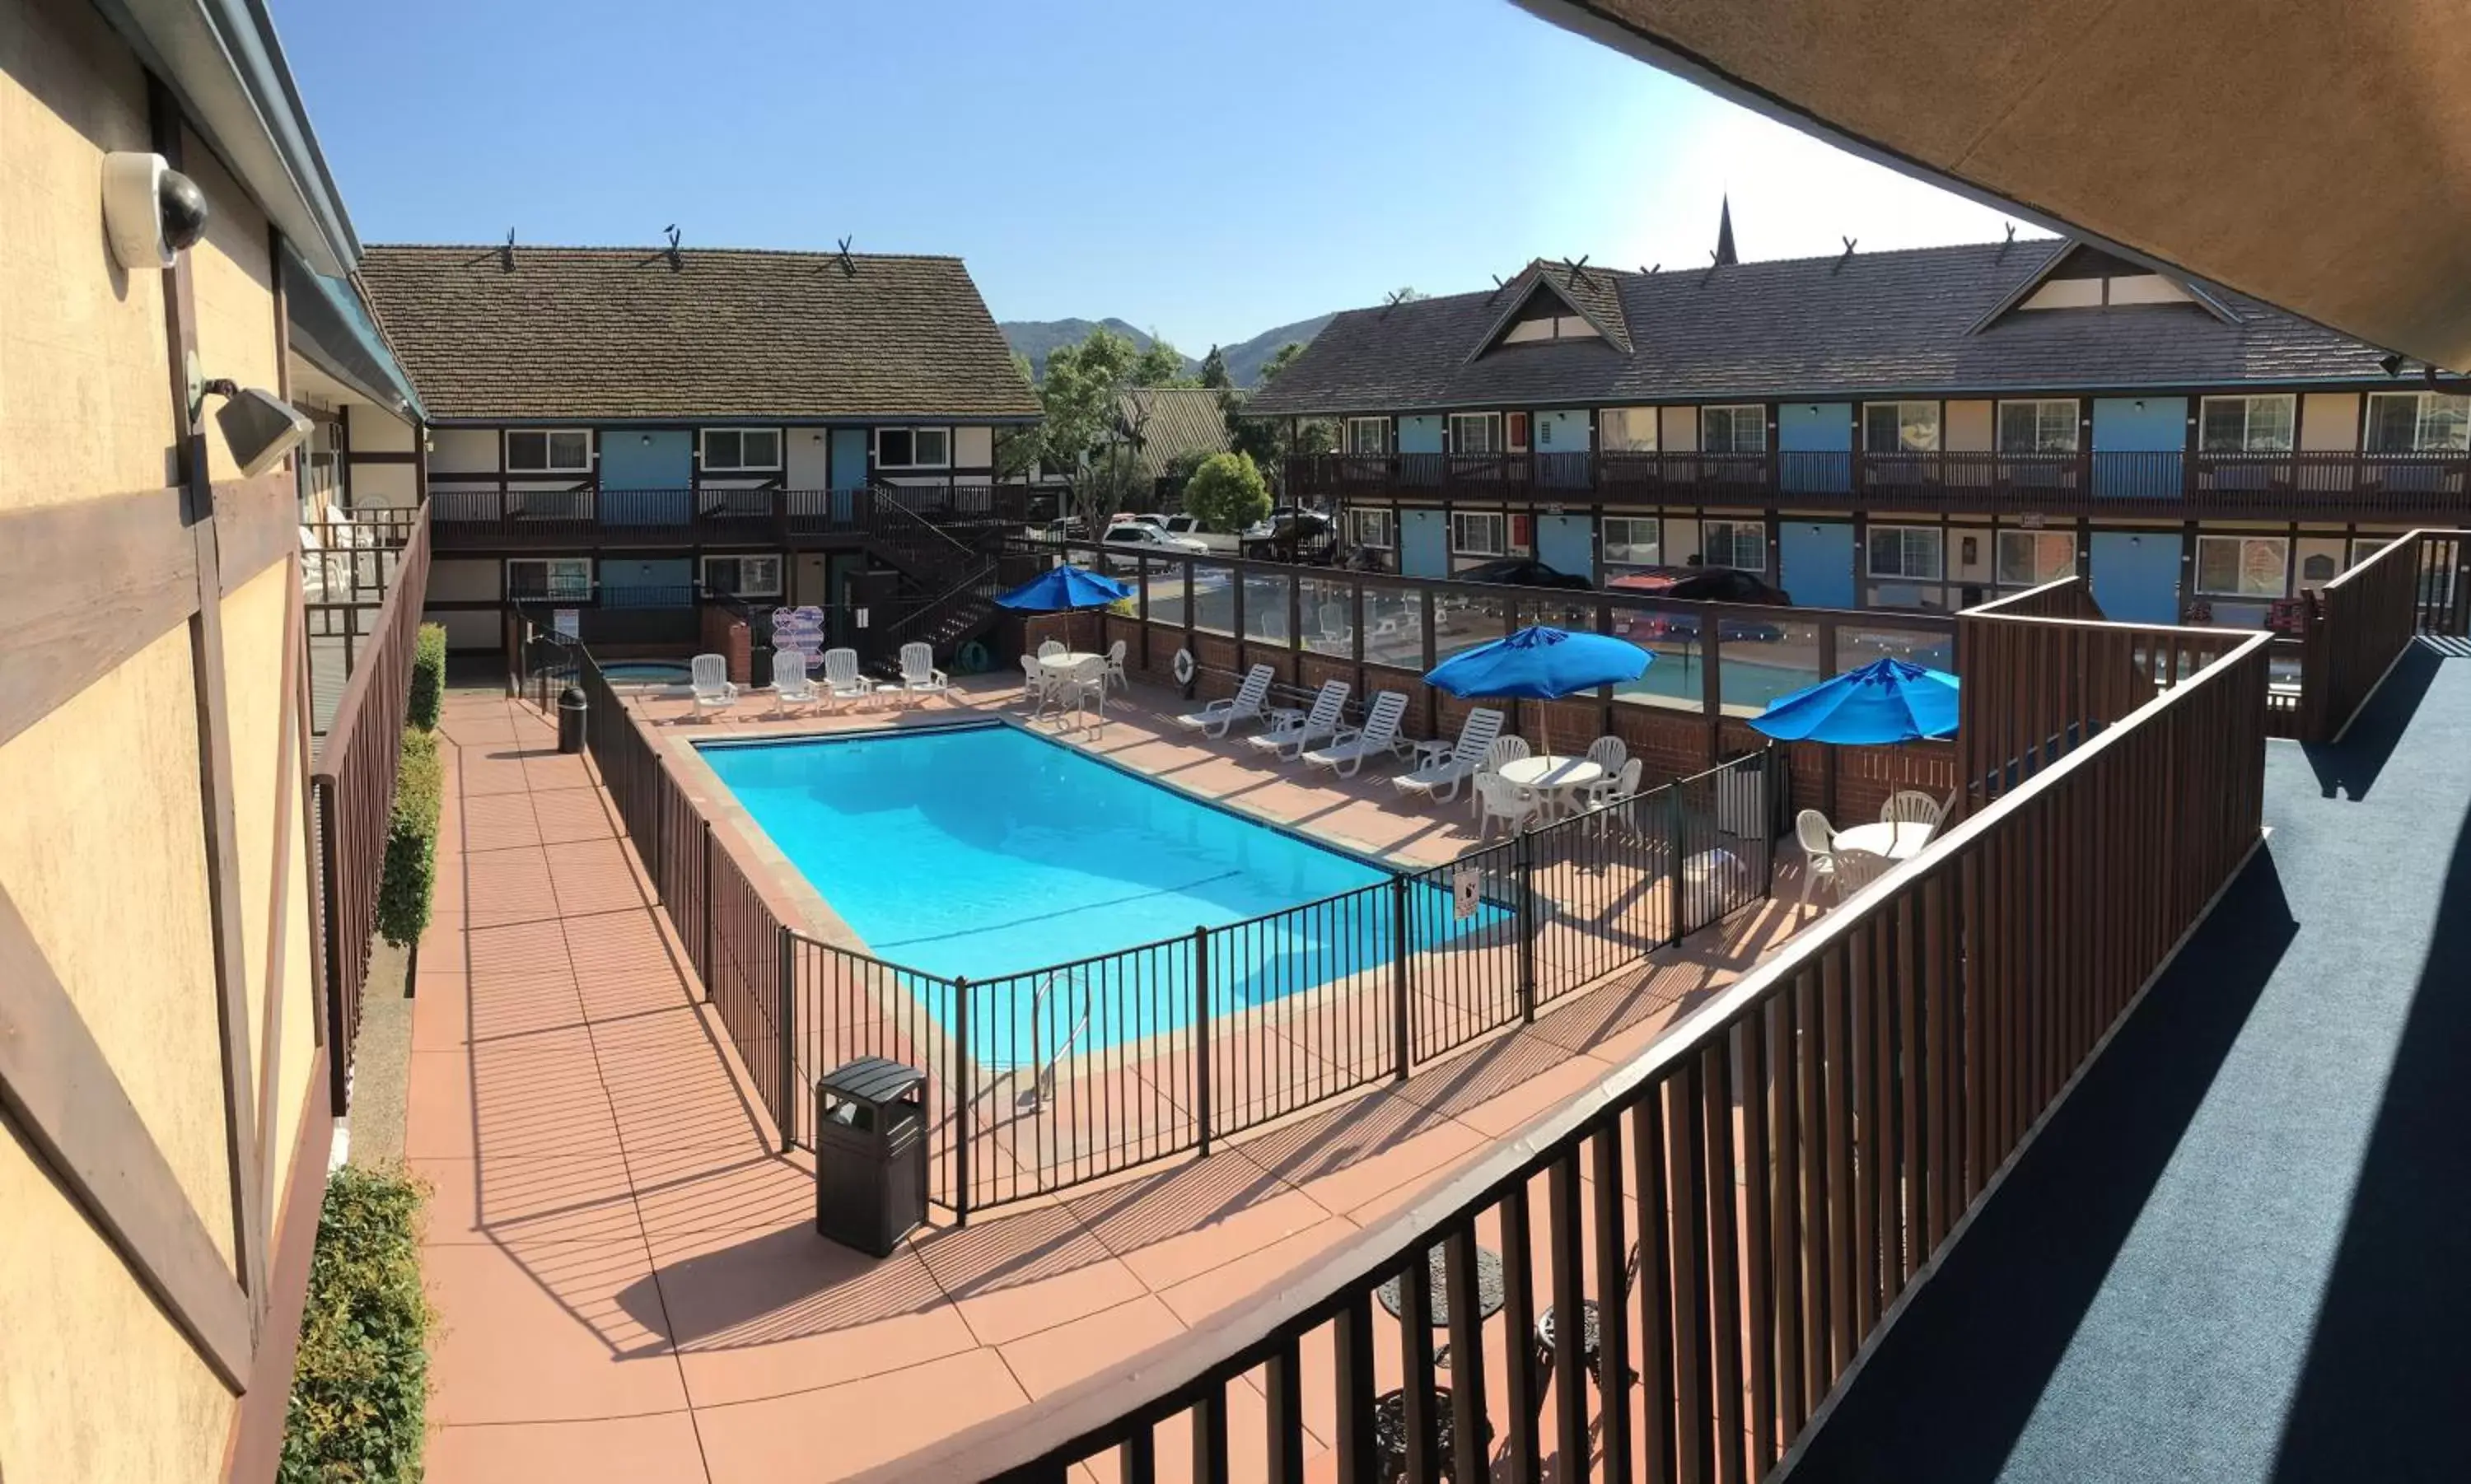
[{"left": 999, "top": 312, "right": 1334, "bottom": 387}]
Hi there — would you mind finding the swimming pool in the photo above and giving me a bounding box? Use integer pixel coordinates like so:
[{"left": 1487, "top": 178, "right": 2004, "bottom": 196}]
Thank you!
[
  {"left": 696, "top": 723, "right": 1500, "bottom": 1058},
  {"left": 600, "top": 660, "right": 694, "bottom": 687}
]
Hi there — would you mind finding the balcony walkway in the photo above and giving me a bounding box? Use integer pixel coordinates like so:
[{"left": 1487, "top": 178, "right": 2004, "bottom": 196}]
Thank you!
[{"left": 1792, "top": 637, "right": 2471, "bottom": 1482}]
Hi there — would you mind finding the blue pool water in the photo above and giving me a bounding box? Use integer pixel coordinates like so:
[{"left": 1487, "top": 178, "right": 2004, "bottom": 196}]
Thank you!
[
  {"left": 600, "top": 660, "right": 694, "bottom": 685},
  {"left": 697, "top": 723, "right": 1502, "bottom": 1060}
]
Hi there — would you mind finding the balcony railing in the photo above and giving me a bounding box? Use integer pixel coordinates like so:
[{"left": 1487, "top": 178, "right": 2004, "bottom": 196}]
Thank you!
[
  {"left": 425, "top": 482, "right": 1030, "bottom": 548},
  {"left": 1289, "top": 449, "right": 2471, "bottom": 519}
]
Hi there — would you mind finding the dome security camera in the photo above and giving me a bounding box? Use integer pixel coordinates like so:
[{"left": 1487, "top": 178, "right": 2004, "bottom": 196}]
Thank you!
[{"left": 103, "top": 152, "right": 210, "bottom": 269}]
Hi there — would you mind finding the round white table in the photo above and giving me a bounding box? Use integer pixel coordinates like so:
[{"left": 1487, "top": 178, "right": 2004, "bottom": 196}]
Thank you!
[
  {"left": 1495, "top": 754, "right": 1606, "bottom": 818},
  {"left": 1035, "top": 651, "right": 1100, "bottom": 676},
  {"left": 1830, "top": 819, "right": 1935, "bottom": 861}
]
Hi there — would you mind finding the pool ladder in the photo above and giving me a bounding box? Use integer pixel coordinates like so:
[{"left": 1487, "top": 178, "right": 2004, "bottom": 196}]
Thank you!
[{"left": 1014, "top": 966, "right": 1093, "bottom": 1114}]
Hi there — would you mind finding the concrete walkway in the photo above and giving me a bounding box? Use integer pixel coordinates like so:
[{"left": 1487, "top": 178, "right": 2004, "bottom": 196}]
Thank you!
[
  {"left": 408, "top": 686, "right": 1801, "bottom": 1482},
  {"left": 1791, "top": 639, "right": 2471, "bottom": 1483}
]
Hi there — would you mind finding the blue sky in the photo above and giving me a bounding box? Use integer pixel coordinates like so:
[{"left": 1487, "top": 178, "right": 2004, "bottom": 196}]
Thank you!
[{"left": 276, "top": 0, "right": 2038, "bottom": 352}]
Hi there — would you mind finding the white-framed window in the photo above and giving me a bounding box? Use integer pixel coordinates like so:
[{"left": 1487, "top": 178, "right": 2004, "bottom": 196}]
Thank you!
[
  {"left": 1996, "top": 530, "right": 2077, "bottom": 586},
  {"left": 1344, "top": 417, "right": 1392, "bottom": 455},
  {"left": 1862, "top": 401, "right": 1941, "bottom": 453},
  {"left": 1599, "top": 408, "right": 1658, "bottom": 453},
  {"left": 2349, "top": 537, "right": 2396, "bottom": 567},
  {"left": 701, "top": 553, "right": 782, "bottom": 598},
  {"left": 1352, "top": 507, "right": 1395, "bottom": 548},
  {"left": 1602, "top": 516, "right": 1661, "bottom": 567},
  {"left": 1447, "top": 413, "right": 1498, "bottom": 454},
  {"left": 2194, "top": 534, "right": 2289, "bottom": 597},
  {"left": 505, "top": 428, "right": 591, "bottom": 473},
  {"left": 874, "top": 427, "right": 951, "bottom": 469},
  {"left": 700, "top": 427, "right": 782, "bottom": 471},
  {"left": 1700, "top": 519, "right": 1765, "bottom": 571},
  {"left": 2198, "top": 394, "right": 2295, "bottom": 453},
  {"left": 1450, "top": 511, "right": 1506, "bottom": 557},
  {"left": 1997, "top": 399, "right": 2079, "bottom": 453},
  {"left": 2366, "top": 391, "right": 2471, "bottom": 452},
  {"left": 1701, "top": 404, "right": 1768, "bottom": 455},
  {"left": 1867, "top": 524, "right": 1944, "bottom": 581},
  {"left": 506, "top": 557, "right": 591, "bottom": 599}
]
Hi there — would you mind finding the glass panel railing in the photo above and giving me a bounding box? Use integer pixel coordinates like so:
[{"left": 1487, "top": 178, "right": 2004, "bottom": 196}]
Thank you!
[
  {"left": 1609, "top": 600, "right": 1707, "bottom": 710},
  {"left": 1838, "top": 624, "right": 1955, "bottom": 674},
  {"left": 1243, "top": 571, "right": 1294, "bottom": 644},
  {"left": 1429, "top": 591, "right": 1509, "bottom": 663},
  {"left": 1299, "top": 576, "right": 1355, "bottom": 656},
  {"left": 1360, "top": 585, "right": 1426, "bottom": 669},
  {"left": 1719, "top": 618, "right": 1820, "bottom": 713},
  {"left": 1189, "top": 563, "right": 1235, "bottom": 636}
]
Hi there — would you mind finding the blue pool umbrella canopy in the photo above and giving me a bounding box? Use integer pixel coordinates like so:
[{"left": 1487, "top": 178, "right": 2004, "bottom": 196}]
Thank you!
[
  {"left": 1747, "top": 657, "right": 1960, "bottom": 744},
  {"left": 1425, "top": 625, "right": 1651, "bottom": 755},
  {"left": 993, "top": 564, "right": 1133, "bottom": 612}
]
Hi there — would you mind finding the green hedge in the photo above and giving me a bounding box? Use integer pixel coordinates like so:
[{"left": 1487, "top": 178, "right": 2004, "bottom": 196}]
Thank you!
[
  {"left": 279, "top": 1164, "right": 434, "bottom": 1484},
  {"left": 375, "top": 728, "right": 443, "bottom": 948},
  {"left": 406, "top": 623, "right": 446, "bottom": 733}
]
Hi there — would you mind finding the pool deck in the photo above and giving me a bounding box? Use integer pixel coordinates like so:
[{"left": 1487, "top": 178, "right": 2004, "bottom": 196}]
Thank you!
[{"left": 409, "top": 677, "right": 1808, "bottom": 1482}]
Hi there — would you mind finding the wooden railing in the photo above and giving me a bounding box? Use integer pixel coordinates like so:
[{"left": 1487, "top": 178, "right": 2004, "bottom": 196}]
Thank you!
[
  {"left": 424, "top": 481, "right": 1030, "bottom": 549},
  {"left": 2296, "top": 528, "right": 2471, "bottom": 742},
  {"left": 1290, "top": 449, "right": 2471, "bottom": 520},
  {"left": 1960, "top": 574, "right": 2106, "bottom": 622},
  {"left": 309, "top": 506, "right": 432, "bottom": 1113},
  {"left": 871, "top": 625, "right": 2274, "bottom": 1484}
]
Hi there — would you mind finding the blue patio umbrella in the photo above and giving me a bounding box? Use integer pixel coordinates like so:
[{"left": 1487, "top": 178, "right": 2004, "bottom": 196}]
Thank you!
[
  {"left": 1425, "top": 625, "right": 1651, "bottom": 754},
  {"left": 993, "top": 564, "right": 1133, "bottom": 612},
  {"left": 1747, "top": 657, "right": 1959, "bottom": 744}
]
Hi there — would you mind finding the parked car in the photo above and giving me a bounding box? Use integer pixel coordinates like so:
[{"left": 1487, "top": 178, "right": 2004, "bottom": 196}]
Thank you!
[
  {"left": 1240, "top": 511, "right": 1343, "bottom": 564},
  {"left": 1127, "top": 512, "right": 1204, "bottom": 537},
  {"left": 1100, "top": 521, "right": 1209, "bottom": 571},
  {"left": 1606, "top": 566, "right": 1793, "bottom": 643},
  {"left": 1240, "top": 505, "right": 1324, "bottom": 540},
  {"left": 1453, "top": 556, "right": 1594, "bottom": 591}
]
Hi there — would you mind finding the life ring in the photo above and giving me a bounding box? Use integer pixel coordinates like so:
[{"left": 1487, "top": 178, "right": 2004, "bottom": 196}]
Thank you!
[
  {"left": 1172, "top": 646, "right": 1198, "bottom": 687},
  {"left": 955, "top": 639, "right": 990, "bottom": 674}
]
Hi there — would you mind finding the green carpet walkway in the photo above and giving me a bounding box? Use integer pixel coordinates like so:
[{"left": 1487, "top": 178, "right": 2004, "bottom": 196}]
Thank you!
[{"left": 1791, "top": 639, "right": 2471, "bottom": 1484}]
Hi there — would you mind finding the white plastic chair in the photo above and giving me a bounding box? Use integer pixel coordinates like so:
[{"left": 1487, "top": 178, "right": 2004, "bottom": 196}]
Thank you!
[
  {"left": 1880, "top": 791, "right": 1946, "bottom": 829},
  {"left": 771, "top": 649, "right": 820, "bottom": 712},
  {"left": 1795, "top": 809, "right": 1838, "bottom": 908},
  {"left": 1586, "top": 736, "right": 1629, "bottom": 774},
  {"left": 690, "top": 653, "right": 737, "bottom": 716},
  {"left": 1474, "top": 735, "right": 1534, "bottom": 817},
  {"left": 1318, "top": 603, "right": 1354, "bottom": 645},
  {"left": 1474, "top": 772, "right": 1540, "bottom": 842},
  {"left": 1057, "top": 654, "right": 1108, "bottom": 726},
  {"left": 1832, "top": 845, "right": 1895, "bottom": 897},
  {"left": 1020, "top": 653, "right": 1049, "bottom": 707},
  {"left": 1174, "top": 664, "right": 1276, "bottom": 737},
  {"left": 1249, "top": 680, "right": 1352, "bottom": 761},
  {"left": 1391, "top": 707, "right": 1506, "bottom": 805},
  {"left": 1038, "top": 637, "right": 1067, "bottom": 660},
  {"left": 1302, "top": 691, "right": 1409, "bottom": 778},
  {"left": 899, "top": 642, "right": 949, "bottom": 697},
  {"left": 1582, "top": 757, "right": 1647, "bottom": 831},
  {"left": 1104, "top": 639, "right": 1129, "bottom": 693},
  {"left": 820, "top": 647, "right": 870, "bottom": 707}
]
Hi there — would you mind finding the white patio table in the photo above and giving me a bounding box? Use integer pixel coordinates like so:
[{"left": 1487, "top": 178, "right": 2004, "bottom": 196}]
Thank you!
[
  {"left": 1829, "top": 819, "right": 1935, "bottom": 861},
  {"left": 1495, "top": 754, "right": 1606, "bottom": 819}
]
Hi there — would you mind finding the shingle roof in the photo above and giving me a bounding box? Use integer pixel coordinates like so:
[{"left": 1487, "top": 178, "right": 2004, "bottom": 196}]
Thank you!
[
  {"left": 358, "top": 244, "right": 1040, "bottom": 422},
  {"left": 1473, "top": 259, "right": 1633, "bottom": 355},
  {"left": 1117, "top": 387, "right": 1231, "bottom": 478},
  {"left": 1246, "top": 240, "right": 2402, "bottom": 418}
]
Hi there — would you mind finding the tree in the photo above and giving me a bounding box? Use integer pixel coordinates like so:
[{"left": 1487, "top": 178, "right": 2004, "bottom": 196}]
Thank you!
[
  {"left": 1128, "top": 335, "right": 1191, "bottom": 388},
  {"left": 1035, "top": 327, "right": 1145, "bottom": 530},
  {"left": 1198, "top": 344, "right": 1231, "bottom": 389},
  {"left": 1181, "top": 451, "right": 1272, "bottom": 534},
  {"left": 1256, "top": 340, "right": 1309, "bottom": 385},
  {"left": 1219, "top": 340, "right": 1329, "bottom": 492}
]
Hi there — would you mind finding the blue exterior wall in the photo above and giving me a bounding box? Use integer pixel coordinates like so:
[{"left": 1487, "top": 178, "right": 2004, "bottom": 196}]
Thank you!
[
  {"left": 1779, "top": 520, "right": 1857, "bottom": 609},
  {"left": 2090, "top": 530, "right": 2183, "bottom": 623},
  {"left": 1534, "top": 410, "right": 1591, "bottom": 451},
  {"left": 2091, "top": 397, "right": 2186, "bottom": 497},
  {"left": 1399, "top": 416, "right": 1445, "bottom": 455},
  {"left": 599, "top": 430, "right": 693, "bottom": 525},
  {"left": 1778, "top": 403, "right": 1852, "bottom": 493},
  {"left": 1399, "top": 509, "right": 1449, "bottom": 578},
  {"left": 1535, "top": 514, "right": 1593, "bottom": 580}
]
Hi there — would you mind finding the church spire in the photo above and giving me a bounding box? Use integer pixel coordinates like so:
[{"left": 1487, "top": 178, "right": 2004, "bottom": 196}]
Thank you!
[{"left": 1714, "top": 194, "right": 1739, "bottom": 267}]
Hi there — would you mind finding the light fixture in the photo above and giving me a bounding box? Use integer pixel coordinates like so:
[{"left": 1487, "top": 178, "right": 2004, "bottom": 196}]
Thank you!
[
  {"left": 2133, "top": 399, "right": 2146, "bottom": 411},
  {"left": 2380, "top": 353, "right": 2407, "bottom": 377},
  {"left": 199, "top": 380, "right": 311, "bottom": 478},
  {"left": 641, "top": 433, "right": 652, "bottom": 446}
]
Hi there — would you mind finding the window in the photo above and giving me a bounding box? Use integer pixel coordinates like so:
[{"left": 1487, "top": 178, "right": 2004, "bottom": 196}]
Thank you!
[
  {"left": 2349, "top": 537, "right": 2394, "bottom": 567},
  {"left": 701, "top": 428, "right": 782, "bottom": 471},
  {"left": 1862, "top": 402, "right": 1941, "bottom": 453},
  {"left": 1996, "top": 530, "right": 2076, "bottom": 586},
  {"left": 2198, "top": 394, "right": 2295, "bottom": 453},
  {"left": 1700, "top": 519, "right": 1764, "bottom": 571},
  {"left": 1997, "top": 399, "right": 2079, "bottom": 453},
  {"left": 505, "top": 429, "right": 591, "bottom": 473},
  {"left": 2366, "top": 391, "right": 2471, "bottom": 452},
  {"left": 1602, "top": 516, "right": 1661, "bottom": 568},
  {"left": 1447, "top": 413, "right": 1498, "bottom": 454},
  {"left": 506, "top": 558, "right": 591, "bottom": 599},
  {"left": 701, "top": 554, "right": 782, "bottom": 598},
  {"left": 1599, "top": 408, "right": 1657, "bottom": 453},
  {"left": 875, "top": 427, "right": 951, "bottom": 469},
  {"left": 1344, "top": 417, "right": 1392, "bottom": 456},
  {"left": 2194, "top": 534, "right": 2289, "bottom": 597},
  {"left": 1701, "top": 404, "right": 1767, "bottom": 455},
  {"left": 1450, "top": 511, "right": 1505, "bottom": 557},
  {"left": 1352, "top": 508, "right": 1394, "bottom": 548},
  {"left": 1867, "top": 524, "right": 1944, "bottom": 581}
]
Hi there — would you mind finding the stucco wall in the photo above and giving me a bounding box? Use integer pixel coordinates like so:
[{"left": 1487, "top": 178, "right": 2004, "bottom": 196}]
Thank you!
[
  {"left": 429, "top": 557, "right": 502, "bottom": 602},
  {"left": 181, "top": 128, "right": 279, "bottom": 485},
  {"left": 429, "top": 427, "right": 498, "bottom": 474},
  {"left": 2301, "top": 392, "right": 2361, "bottom": 451},
  {"left": 1945, "top": 399, "right": 1994, "bottom": 452},
  {"left": 1660, "top": 405, "right": 1700, "bottom": 453},
  {"left": 954, "top": 424, "right": 993, "bottom": 469}
]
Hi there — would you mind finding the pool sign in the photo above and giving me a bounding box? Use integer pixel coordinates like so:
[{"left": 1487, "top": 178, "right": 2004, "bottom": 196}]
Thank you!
[
  {"left": 772, "top": 605, "right": 826, "bottom": 670},
  {"left": 553, "top": 609, "right": 578, "bottom": 641},
  {"left": 1451, "top": 863, "right": 1482, "bottom": 921}
]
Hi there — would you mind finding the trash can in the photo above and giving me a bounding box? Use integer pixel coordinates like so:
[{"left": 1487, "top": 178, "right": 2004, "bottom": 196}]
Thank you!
[
  {"left": 814, "top": 1057, "right": 927, "bottom": 1257},
  {"left": 556, "top": 684, "right": 588, "bottom": 754}
]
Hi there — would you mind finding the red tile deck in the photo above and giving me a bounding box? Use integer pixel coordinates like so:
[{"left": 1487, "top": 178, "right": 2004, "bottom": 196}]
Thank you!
[{"left": 409, "top": 683, "right": 1813, "bottom": 1482}]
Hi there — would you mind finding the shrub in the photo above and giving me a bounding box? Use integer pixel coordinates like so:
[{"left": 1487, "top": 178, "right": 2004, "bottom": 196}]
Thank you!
[
  {"left": 279, "top": 1164, "right": 434, "bottom": 1484},
  {"left": 407, "top": 623, "right": 446, "bottom": 732},
  {"left": 1181, "top": 450, "right": 1272, "bottom": 534},
  {"left": 375, "top": 728, "right": 444, "bottom": 948}
]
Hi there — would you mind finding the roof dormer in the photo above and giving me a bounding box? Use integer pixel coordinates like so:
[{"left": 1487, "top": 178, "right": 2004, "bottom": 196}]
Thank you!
[
  {"left": 1972, "top": 240, "right": 2238, "bottom": 333},
  {"left": 1469, "top": 258, "right": 1633, "bottom": 362}
]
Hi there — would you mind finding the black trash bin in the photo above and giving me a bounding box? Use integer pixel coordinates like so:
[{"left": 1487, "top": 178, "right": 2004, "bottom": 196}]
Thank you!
[
  {"left": 556, "top": 684, "right": 588, "bottom": 754},
  {"left": 814, "top": 1057, "right": 927, "bottom": 1257}
]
